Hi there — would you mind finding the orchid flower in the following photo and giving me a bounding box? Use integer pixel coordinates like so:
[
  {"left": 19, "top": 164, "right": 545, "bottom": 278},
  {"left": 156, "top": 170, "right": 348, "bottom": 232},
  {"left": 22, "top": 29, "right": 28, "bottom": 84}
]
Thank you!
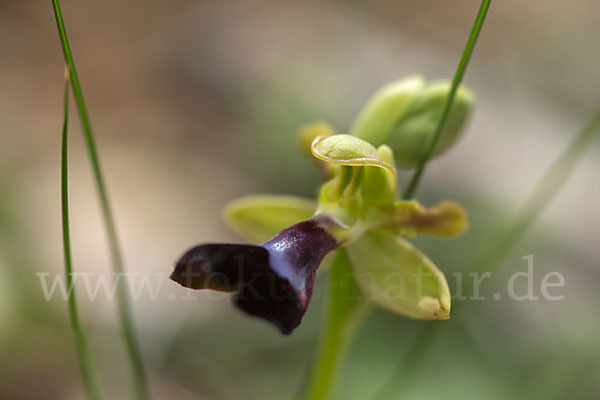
[{"left": 171, "top": 75, "right": 473, "bottom": 334}]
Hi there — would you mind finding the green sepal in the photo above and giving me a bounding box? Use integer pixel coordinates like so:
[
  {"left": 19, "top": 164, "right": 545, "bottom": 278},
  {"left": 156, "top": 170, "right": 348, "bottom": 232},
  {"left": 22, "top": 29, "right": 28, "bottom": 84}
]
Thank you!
[
  {"left": 347, "top": 231, "right": 451, "bottom": 320},
  {"left": 223, "top": 195, "right": 316, "bottom": 243}
]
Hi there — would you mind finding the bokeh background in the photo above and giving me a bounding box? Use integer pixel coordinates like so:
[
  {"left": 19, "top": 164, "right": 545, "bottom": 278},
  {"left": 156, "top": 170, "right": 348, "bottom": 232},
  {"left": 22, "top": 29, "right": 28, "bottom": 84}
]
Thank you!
[{"left": 1, "top": 0, "right": 599, "bottom": 399}]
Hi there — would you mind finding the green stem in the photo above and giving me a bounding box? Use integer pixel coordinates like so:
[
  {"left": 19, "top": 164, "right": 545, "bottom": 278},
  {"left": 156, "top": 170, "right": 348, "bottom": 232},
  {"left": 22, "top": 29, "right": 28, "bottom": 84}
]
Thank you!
[
  {"left": 62, "top": 69, "right": 103, "bottom": 400},
  {"left": 374, "top": 108, "right": 600, "bottom": 398},
  {"left": 403, "top": 0, "right": 492, "bottom": 199},
  {"left": 51, "top": 2, "right": 149, "bottom": 399},
  {"left": 305, "top": 250, "right": 371, "bottom": 400}
]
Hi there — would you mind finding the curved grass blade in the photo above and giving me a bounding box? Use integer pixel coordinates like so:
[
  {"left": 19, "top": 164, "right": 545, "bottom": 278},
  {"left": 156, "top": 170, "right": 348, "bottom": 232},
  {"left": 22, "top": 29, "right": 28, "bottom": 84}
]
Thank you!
[
  {"left": 61, "top": 69, "right": 103, "bottom": 400},
  {"left": 51, "top": 1, "right": 149, "bottom": 398},
  {"left": 403, "top": 0, "right": 492, "bottom": 199},
  {"left": 373, "top": 108, "right": 600, "bottom": 399}
]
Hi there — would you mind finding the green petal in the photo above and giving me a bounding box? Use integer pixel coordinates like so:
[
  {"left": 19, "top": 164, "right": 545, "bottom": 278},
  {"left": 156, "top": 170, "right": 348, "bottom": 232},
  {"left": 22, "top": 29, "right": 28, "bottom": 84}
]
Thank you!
[
  {"left": 311, "top": 134, "right": 396, "bottom": 179},
  {"left": 347, "top": 231, "right": 451, "bottom": 320},
  {"left": 398, "top": 200, "right": 468, "bottom": 237},
  {"left": 373, "top": 200, "right": 468, "bottom": 238},
  {"left": 223, "top": 195, "right": 316, "bottom": 243}
]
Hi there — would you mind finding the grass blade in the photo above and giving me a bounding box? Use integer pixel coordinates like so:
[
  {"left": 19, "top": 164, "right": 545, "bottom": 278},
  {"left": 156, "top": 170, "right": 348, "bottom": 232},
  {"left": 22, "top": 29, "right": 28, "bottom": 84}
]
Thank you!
[
  {"left": 374, "top": 107, "right": 600, "bottom": 399},
  {"left": 51, "top": 1, "right": 149, "bottom": 398},
  {"left": 403, "top": 0, "right": 492, "bottom": 199},
  {"left": 464, "top": 109, "right": 600, "bottom": 280},
  {"left": 61, "top": 68, "right": 103, "bottom": 400}
]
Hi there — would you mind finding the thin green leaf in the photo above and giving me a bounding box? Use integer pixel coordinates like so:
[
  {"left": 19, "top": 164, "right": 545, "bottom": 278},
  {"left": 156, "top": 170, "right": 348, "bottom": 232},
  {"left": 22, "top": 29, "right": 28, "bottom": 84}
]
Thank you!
[
  {"left": 403, "top": 0, "right": 492, "bottom": 199},
  {"left": 61, "top": 69, "right": 103, "bottom": 400},
  {"left": 51, "top": 1, "right": 148, "bottom": 398}
]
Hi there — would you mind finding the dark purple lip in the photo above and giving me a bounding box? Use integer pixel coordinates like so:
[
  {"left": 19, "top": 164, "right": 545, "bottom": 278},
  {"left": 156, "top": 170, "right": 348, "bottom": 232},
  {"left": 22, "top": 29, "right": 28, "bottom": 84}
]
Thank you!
[{"left": 171, "top": 218, "right": 339, "bottom": 334}]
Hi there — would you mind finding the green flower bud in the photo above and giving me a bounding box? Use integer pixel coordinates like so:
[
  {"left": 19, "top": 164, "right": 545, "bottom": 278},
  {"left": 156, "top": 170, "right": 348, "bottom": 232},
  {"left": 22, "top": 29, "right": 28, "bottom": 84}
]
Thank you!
[
  {"left": 387, "top": 81, "right": 474, "bottom": 167},
  {"left": 350, "top": 76, "right": 474, "bottom": 167},
  {"left": 350, "top": 75, "right": 425, "bottom": 147}
]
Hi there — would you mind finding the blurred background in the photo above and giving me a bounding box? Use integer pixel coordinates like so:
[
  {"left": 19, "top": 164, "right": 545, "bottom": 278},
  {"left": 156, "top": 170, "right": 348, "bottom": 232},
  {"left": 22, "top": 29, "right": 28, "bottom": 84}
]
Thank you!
[{"left": 1, "top": 0, "right": 599, "bottom": 399}]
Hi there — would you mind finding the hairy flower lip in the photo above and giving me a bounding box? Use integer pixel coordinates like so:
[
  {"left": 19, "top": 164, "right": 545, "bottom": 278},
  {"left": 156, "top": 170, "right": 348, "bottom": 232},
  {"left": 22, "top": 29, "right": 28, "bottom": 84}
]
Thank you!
[{"left": 171, "top": 217, "right": 339, "bottom": 335}]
